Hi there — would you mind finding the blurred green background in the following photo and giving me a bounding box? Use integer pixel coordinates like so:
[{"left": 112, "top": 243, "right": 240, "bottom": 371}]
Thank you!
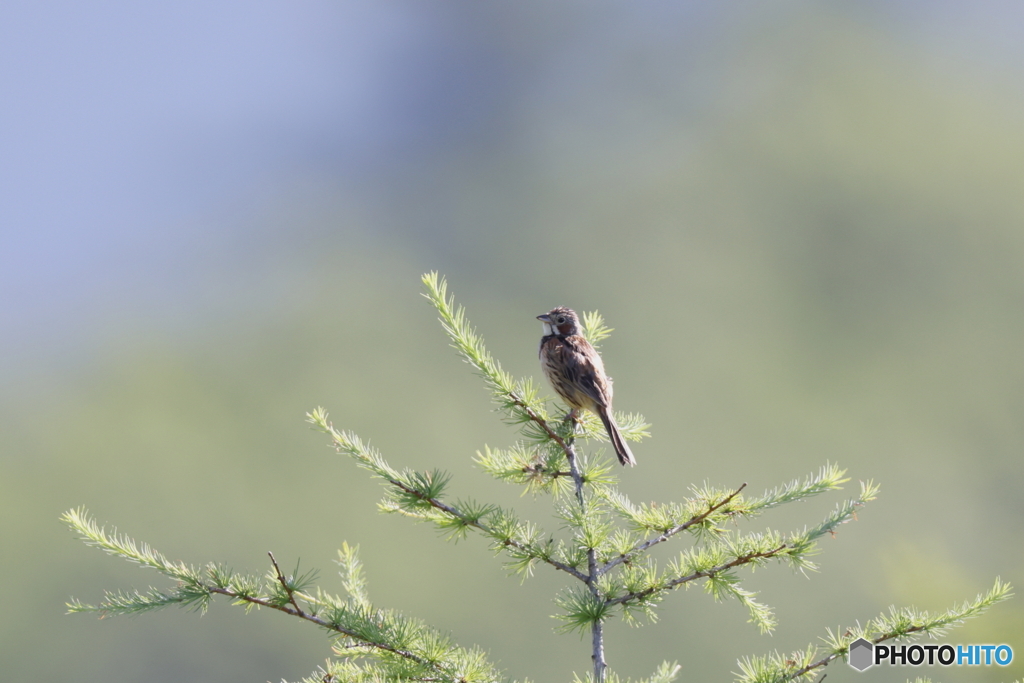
[{"left": 3, "top": 2, "right": 1024, "bottom": 682}]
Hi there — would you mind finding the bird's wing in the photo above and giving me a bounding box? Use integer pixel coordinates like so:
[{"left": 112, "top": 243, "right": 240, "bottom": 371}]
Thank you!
[{"left": 562, "top": 336, "right": 611, "bottom": 408}]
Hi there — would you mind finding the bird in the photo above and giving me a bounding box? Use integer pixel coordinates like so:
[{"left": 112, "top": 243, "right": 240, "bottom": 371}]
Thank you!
[{"left": 537, "top": 306, "right": 636, "bottom": 466}]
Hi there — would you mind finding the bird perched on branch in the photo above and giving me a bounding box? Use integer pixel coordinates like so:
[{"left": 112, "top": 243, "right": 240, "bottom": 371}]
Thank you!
[{"left": 537, "top": 307, "right": 636, "bottom": 466}]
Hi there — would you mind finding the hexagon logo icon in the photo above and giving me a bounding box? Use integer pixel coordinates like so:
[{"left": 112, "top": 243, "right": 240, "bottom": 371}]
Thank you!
[{"left": 849, "top": 638, "right": 874, "bottom": 672}]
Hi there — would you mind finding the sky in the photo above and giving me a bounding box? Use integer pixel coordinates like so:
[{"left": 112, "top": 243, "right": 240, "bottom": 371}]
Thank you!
[{"left": 4, "top": 3, "right": 1023, "bottom": 367}]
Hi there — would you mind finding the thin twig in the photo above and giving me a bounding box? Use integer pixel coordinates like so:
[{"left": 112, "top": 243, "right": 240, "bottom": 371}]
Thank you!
[
  {"left": 321, "top": 412, "right": 589, "bottom": 583},
  {"left": 268, "top": 551, "right": 304, "bottom": 617},
  {"left": 783, "top": 623, "right": 935, "bottom": 682},
  {"left": 507, "top": 389, "right": 574, "bottom": 453},
  {"left": 599, "top": 483, "right": 748, "bottom": 576},
  {"left": 606, "top": 545, "right": 788, "bottom": 608},
  {"left": 205, "top": 586, "right": 429, "bottom": 666},
  {"left": 384, "top": 473, "right": 590, "bottom": 582},
  {"left": 521, "top": 465, "right": 571, "bottom": 478}
]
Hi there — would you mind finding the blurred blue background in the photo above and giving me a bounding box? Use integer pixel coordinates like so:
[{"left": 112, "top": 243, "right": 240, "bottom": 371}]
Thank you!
[{"left": 3, "top": 2, "right": 1024, "bottom": 681}]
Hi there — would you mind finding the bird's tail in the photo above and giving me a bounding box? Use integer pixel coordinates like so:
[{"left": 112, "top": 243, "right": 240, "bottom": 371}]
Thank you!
[{"left": 598, "top": 408, "right": 636, "bottom": 467}]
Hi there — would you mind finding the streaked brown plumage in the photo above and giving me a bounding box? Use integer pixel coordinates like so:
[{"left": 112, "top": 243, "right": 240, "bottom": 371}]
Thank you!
[{"left": 537, "top": 307, "right": 636, "bottom": 466}]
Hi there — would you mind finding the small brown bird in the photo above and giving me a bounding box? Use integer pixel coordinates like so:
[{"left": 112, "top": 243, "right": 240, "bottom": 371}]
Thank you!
[{"left": 537, "top": 307, "right": 636, "bottom": 466}]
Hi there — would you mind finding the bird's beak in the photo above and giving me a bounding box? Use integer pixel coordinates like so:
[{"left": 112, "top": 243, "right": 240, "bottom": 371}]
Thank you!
[{"left": 537, "top": 314, "right": 552, "bottom": 323}]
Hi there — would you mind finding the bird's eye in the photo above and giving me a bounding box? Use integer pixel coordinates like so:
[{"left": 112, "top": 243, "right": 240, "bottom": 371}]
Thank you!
[{"left": 556, "top": 316, "right": 566, "bottom": 324}]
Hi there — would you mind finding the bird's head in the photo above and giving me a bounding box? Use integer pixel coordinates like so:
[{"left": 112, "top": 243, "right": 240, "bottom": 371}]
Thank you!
[{"left": 537, "top": 307, "right": 580, "bottom": 337}]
